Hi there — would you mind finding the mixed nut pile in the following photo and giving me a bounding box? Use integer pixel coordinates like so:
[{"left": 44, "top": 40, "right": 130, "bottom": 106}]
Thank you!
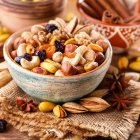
[{"left": 11, "top": 17, "right": 109, "bottom": 76}]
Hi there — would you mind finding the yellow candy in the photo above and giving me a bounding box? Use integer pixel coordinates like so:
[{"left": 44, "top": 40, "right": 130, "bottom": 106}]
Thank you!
[
  {"left": 129, "top": 61, "right": 140, "bottom": 72},
  {"left": 40, "top": 62, "right": 58, "bottom": 73},
  {"left": 136, "top": 57, "right": 140, "bottom": 62},
  {"left": 64, "top": 38, "right": 77, "bottom": 45},
  {"left": 0, "top": 34, "right": 10, "bottom": 42},
  {"left": 118, "top": 56, "right": 129, "bottom": 70},
  {"left": 39, "top": 101, "right": 56, "bottom": 112}
]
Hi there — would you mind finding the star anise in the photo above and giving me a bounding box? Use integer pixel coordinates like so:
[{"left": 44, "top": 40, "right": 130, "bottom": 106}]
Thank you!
[
  {"left": 108, "top": 92, "right": 131, "bottom": 111},
  {"left": 16, "top": 97, "right": 37, "bottom": 112}
]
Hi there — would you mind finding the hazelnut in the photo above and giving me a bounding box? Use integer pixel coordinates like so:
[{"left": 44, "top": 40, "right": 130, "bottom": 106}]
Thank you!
[
  {"left": 65, "top": 44, "right": 77, "bottom": 53},
  {"left": 11, "top": 50, "right": 17, "bottom": 59},
  {"left": 75, "top": 66, "right": 85, "bottom": 74},
  {"left": 13, "top": 37, "right": 26, "bottom": 50},
  {"left": 61, "top": 61, "right": 77, "bottom": 76},
  {"left": 95, "top": 52, "right": 105, "bottom": 65},
  {"left": 96, "top": 39, "right": 109, "bottom": 52}
]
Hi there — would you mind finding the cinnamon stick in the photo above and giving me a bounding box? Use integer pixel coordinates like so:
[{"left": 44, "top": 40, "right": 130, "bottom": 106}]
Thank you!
[
  {"left": 112, "top": 16, "right": 124, "bottom": 24},
  {"left": 129, "top": 15, "right": 140, "bottom": 24},
  {"left": 78, "top": 2, "right": 100, "bottom": 19},
  {"left": 134, "top": 0, "right": 140, "bottom": 15},
  {"left": 97, "top": 0, "right": 118, "bottom": 16},
  {"left": 84, "top": 0, "right": 105, "bottom": 17},
  {"left": 107, "top": 0, "right": 130, "bottom": 18}
]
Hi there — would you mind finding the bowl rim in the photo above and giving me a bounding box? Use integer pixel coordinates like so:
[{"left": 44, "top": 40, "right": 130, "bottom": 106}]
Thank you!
[
  {"left": 77, "top": 1, "right": 140, "bottom": 28},
  {"left": 4, "top": 25, "right": 112, "bottom": 80}
]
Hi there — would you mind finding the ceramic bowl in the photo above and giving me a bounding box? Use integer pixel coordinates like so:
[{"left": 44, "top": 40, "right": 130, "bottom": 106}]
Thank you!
[
  {"left": 77, "top": 1, "right": 140, "bottom": 54},
  {"left": 0, "top": 0, "right": 66, "bottom": 32},
  {"left": 4, "top": 26, "right": 112, "bottom": 103}
]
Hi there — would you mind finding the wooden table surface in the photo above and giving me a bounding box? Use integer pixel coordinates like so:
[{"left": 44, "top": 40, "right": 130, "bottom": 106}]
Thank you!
[{"left": 0, "top": 0, "right": 140, "bottom": 139}]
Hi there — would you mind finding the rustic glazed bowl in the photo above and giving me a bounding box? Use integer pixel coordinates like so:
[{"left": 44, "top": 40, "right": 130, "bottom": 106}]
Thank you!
[
  {"left": 77, "top": 1, "right": 140, "bottom": 54},
  {"left": 4, "top": 27, "right": 112, "bottom": 103},
  {"left": 0, "top": 0, "right": 66, "bottom": 32}
]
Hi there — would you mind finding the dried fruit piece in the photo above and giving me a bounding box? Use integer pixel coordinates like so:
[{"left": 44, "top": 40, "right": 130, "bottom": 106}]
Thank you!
[
  {"left": 23, "top": 53, "right": 32, "bottom": 61},
  {"left": 45, "top": 24, "right": 58, "bottom": 33},
  {"left": 136, "top": 57, "right": 140, "bottom": 62},
  {"left": 35, "top": 50, "right": 46, "bottom": 61},
  {"left": 64, "top": 52, "right": 76, "bottom": 58},
  {"left": 61, "top": 61, "right": 77, "bottom": 76},
  {"left": 63, "top": 102, "right": 88, "bottom": 113},
  {"left": 54, "top": 40, "right": 65, "bottom": 53},
  {"left": 32, "top": 67, "right": 47, "bottom": 75},
  {"left": 118, "top": 57, "right": 129, "bottom": 70},
  {"left": 53, "top": 105, "right": 67, "bottom": 118},
  {"left": 84, "top": 61, "right": 98, "bottom": 72},
  {"left": 95, "top": 52, "right": 105, "bottom": 65},
  {"left": 88, "top": 44, "right": 103, "bottom": 52},
  {"left": 80, "top": 97, "right": 110, "bottom": 112},
  {"left": 88, "top": 89, "right": 109, "bottom": 98},
  {"left": 40, "top": 62, "right": 58, "bottom": 73},
  {"left": 64, "top": 38, "right": 77, "bottom": 45},
  {"left": 39, "top": 101, "right": 56, "bottom": 112},
  {"left": 129, "top": 61, "right": 140, "bottom": 72}
]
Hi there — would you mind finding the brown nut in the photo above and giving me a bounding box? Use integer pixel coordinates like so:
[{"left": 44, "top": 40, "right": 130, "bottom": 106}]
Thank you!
[
  {"left": 11, "top": 50, "right": 17, "bottom": 59},
  {"left": 75, "top": 65, "right": 86, "bottom": 74},
  {"left": 13, "top": 37, "right": 26, "bottom": 50},
  {"left": 83, "top": 49, "right": 96, "bottom": 61},
  {"left": 61, "top": 61, "right": 77, "bottom": 76},
  {"left": 95, "top": 52, "right": 105, "bottom": 65},
  {"left": 32, "top": 67, "right": 47, "bottom": 75},
  {"left": 96, "top": 39, "right": 109, "bottom": 52}
]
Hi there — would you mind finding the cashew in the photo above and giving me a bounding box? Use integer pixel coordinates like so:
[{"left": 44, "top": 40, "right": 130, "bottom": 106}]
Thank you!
[
  {"left": 21, "top": 31, "right": 33, "bottom": 42},
  {"left": 70, "top": 53, "right": 81, "bottom": 66},
  {"left": 90, "top": 30, "right": 103, "bottom": 42},
  {"left": 31, "top": 25, "right": 45, "bottom": 34},
  {"left": 17, "top": 43, "right": 27, "bottom": 56},
  {"left": 75, "top": 46, "right": 88, "bottom": 56},
  {"left": 55, "top": 69, "right": 64, "bottom": 76},
  {"left": 20, "top": 56, "right": 40, "bottom": 70},
  {"left": 79, "top": 56, "right": 86, "bottom": 65},
  {"left": 62, "top": 57, "right": 71, "bottom": 64},
  {"left": 52, "top": 52, "right": 63, "bottom": 63}
]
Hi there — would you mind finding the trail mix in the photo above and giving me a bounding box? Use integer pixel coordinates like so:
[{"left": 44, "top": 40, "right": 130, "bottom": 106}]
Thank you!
[{"left": 11, "top": 17, "right": 109, "bottom": 76}]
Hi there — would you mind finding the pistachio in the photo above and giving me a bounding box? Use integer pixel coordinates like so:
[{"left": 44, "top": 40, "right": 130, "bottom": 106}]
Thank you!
[
  {"left": 129, "top": 61, "right": 140, "bottom": 72},
  {"left": 88, "top": 89, "right": 109, "bottom": 98},
  {"left": 39, "top": 101, "right": 56, "bottom": 112},
  {"left": 53, "top": 105, "right": 67, "bottom": 118},
  {"left": 118, "top": 57, "right": 129, "bottom": 70},
  {"left": 124, "top": 72, "right": 140, "bottom": 82},
  {"left": 80, "top": 97, "right": 110, "bottom": 112},
  {"left": 63, "top": 102, "right": 88, "bottom": 113}
]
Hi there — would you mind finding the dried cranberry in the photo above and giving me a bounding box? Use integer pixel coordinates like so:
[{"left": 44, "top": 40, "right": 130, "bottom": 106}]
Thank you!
[
  {"left": 45, "top": 24, "right": 58, "bottom": 33},
  {"left": 23, "top": 53, "right": 32, "bottom": 61},
  {"left": 54, "top": 40, "right": 65, "bottom": 53},
  {"left": 35, "top": 50, "right": 46, "bottom": 61},
  {"left": 0, "top": 119, "right": 7, "bottom": 132},
  {"left": 14, "top": 56, "right": 23, "bottom": 64}
]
